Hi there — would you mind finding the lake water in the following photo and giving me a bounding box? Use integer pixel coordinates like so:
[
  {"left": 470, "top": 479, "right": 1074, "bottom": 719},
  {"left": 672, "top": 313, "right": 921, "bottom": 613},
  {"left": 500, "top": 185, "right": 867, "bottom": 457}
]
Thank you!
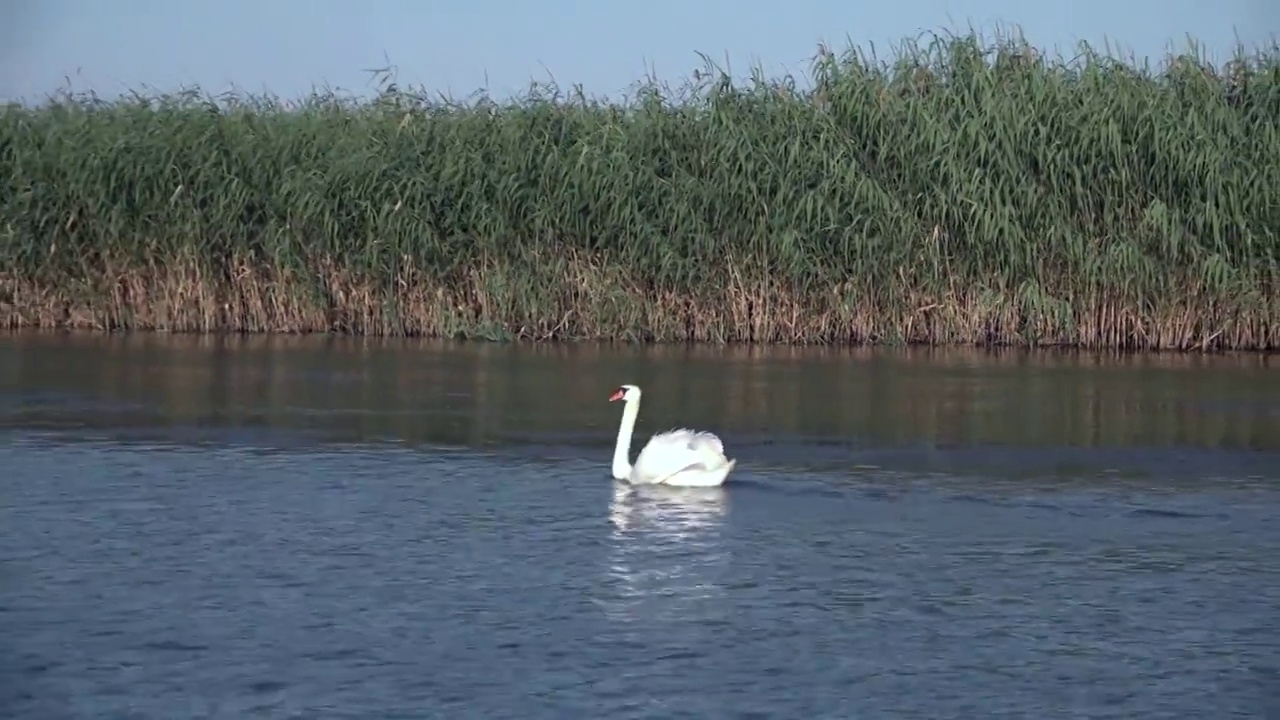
[{"left": 2, "top": 332, "right": 1278, "bottom": 719}]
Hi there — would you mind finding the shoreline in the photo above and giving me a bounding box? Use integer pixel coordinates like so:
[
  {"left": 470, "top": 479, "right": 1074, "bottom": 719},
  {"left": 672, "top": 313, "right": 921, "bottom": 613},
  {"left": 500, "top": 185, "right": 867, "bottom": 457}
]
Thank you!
[{"left": 3, "top": 330, "right": 1277, "bottom": 366}]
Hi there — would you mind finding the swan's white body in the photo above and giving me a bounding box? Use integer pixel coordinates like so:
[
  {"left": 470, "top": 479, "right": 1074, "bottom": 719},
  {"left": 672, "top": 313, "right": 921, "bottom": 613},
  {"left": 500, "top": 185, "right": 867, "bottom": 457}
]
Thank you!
[{"left": 609, "top": 384, "right": 735, "bottom": 487}]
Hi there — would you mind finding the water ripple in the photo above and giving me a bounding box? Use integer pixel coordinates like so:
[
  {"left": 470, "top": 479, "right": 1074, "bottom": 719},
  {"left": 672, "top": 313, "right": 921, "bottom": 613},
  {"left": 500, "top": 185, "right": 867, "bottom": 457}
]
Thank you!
[{"left": 2, "top": 436, "right": 1278, "bottom": 718}]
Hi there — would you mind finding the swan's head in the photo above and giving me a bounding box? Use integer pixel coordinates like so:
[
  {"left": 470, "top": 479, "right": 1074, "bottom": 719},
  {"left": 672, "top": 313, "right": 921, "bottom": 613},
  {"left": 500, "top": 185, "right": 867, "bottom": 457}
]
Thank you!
[{"left": 609, "top": 384, "right": 641, "bottom": 403}]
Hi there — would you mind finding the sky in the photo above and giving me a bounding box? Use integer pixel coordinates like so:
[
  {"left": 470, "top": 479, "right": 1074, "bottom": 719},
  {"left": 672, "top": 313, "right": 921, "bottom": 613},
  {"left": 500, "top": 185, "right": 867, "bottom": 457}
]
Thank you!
[{"left": 1, "top": 0, "right": 1277, "bottom": 105}]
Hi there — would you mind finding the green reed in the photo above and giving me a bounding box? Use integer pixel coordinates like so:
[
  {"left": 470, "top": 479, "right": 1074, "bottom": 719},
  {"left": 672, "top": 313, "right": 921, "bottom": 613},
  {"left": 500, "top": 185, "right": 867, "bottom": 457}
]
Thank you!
[{"left": 2, "top": 31, "right": 1277, "bottom": 349}]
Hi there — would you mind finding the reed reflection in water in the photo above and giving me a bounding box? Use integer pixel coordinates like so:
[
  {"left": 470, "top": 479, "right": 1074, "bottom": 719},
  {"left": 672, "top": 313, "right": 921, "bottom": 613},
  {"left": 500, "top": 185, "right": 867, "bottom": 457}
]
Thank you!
[{"left": 1, "top": 331, "right": 1275, "bottom": 459}]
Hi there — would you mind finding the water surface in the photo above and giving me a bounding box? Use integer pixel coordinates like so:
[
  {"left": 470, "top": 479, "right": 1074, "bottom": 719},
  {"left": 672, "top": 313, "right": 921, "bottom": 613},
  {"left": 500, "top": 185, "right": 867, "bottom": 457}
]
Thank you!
[{"left": 2, "top": 333, "right": 1278, "bottom": 719}]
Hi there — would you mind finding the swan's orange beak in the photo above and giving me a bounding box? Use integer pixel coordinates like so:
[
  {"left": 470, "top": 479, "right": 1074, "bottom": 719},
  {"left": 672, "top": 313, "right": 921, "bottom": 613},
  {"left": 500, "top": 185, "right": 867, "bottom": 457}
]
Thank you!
[{"left": 608, "top": 388, "right": 625, "bottom": 402}]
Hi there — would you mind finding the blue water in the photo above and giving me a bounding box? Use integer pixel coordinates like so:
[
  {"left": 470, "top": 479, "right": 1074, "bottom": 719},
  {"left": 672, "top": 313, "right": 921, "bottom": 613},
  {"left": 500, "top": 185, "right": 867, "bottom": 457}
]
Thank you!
[{"left": 2, "top": 334, "right": 1278, "bottom": 718}]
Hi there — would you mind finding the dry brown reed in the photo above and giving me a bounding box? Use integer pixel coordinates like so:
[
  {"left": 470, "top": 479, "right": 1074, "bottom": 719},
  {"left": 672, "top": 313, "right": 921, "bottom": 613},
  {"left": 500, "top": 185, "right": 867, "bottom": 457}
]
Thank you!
[{"left": 3, "top": 247, "right": 1273, "bottom": 349}]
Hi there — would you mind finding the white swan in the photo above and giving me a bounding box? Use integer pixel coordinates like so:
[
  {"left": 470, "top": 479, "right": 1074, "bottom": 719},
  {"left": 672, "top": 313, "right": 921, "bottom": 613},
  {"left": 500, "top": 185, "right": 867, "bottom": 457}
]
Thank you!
[{"left": 608, "top": 384, "right": 736, "bottom": 487}]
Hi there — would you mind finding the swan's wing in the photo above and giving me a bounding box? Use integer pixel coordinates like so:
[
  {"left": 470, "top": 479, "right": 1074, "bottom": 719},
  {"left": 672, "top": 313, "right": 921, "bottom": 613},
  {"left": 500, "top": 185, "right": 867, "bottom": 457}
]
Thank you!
[
  {"left": 631, "top": 429, "right": 729, "bottom": 483},
  {"left": 660, "top": 428, "right": 725, "bottom": 458},
  {"left": 631, "top": 439, "right": 707, "bottom": 483}
]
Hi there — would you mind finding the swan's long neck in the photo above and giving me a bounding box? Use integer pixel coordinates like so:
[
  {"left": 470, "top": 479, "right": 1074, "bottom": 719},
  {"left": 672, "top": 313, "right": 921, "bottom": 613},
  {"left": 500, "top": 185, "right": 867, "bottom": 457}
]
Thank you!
[{"left": 612, "top": 398, "right": 640, "bottom": 480}]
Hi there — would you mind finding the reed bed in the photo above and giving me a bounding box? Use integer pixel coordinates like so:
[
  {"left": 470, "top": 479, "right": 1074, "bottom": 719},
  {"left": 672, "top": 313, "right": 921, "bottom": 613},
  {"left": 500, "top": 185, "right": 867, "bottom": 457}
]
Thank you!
[{"left": 2, "top": 32, "right": 1277, "bottom": 350}]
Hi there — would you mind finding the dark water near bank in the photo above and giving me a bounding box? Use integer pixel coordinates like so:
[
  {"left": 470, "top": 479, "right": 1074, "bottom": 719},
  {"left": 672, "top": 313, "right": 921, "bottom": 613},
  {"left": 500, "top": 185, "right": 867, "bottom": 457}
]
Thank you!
[{"left": 2, "top": 332, "right": 1278, "bottom": 719}]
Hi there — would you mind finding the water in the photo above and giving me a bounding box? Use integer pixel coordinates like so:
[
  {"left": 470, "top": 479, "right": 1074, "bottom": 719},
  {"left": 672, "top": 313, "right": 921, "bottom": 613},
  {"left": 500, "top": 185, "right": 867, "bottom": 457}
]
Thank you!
[{"left": 2, "top": 332, "right": 1278, "bottom": 719}]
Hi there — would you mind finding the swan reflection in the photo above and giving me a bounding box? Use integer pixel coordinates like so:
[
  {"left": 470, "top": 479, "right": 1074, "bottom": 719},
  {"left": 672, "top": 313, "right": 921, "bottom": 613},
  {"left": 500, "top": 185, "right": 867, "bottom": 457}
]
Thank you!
[{"left": 601, "top": 482, "right": 730, "bottom": 624}]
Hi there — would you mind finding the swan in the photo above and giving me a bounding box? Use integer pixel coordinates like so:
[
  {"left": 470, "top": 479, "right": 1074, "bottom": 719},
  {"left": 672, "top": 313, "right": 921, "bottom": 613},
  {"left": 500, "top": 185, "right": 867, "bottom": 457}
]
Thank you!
[{"left": 608, "top": 384, "right": 736, "bottom": 487}]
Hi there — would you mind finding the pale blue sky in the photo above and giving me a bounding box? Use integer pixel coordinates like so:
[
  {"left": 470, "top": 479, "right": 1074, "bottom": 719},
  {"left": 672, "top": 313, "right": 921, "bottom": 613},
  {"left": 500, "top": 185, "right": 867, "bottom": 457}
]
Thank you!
[{"left": 1, "top": 0, "right": 1276, "bottom": 104}]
